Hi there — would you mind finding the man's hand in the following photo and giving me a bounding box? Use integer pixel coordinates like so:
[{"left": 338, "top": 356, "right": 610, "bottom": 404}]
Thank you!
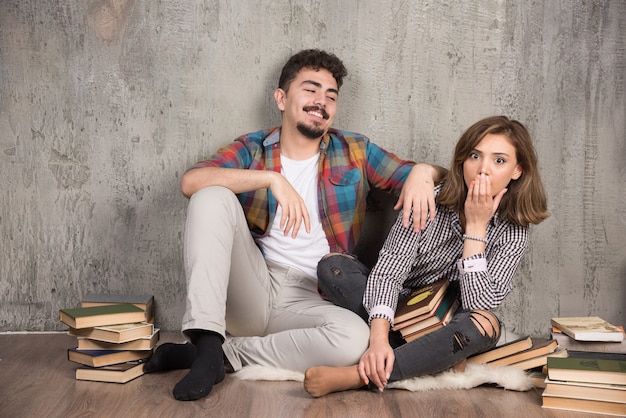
[
  {"left": 394, "top": 164, "right": 444, "bottom": 232},
  {"left": 181, "top": 166, "right": 310, "bottom": 238},
  {"left": 269, "top": 173, "right": 311, "bottom": 238}
]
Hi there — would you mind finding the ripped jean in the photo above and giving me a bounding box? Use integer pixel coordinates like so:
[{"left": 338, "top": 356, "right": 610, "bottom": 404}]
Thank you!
[{"left": 317, "top": 253, "right": 501, "bottom": 381}]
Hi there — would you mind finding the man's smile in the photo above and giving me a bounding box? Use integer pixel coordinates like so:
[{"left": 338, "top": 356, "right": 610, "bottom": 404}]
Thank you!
[{"left": 303, "top": 105, "right": 329, "bottom": 120}]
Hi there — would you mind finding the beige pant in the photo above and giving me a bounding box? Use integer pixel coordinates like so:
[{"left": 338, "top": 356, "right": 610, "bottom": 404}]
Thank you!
[{"left": 181, "top": 186, "right": 369, "bottom": 372}]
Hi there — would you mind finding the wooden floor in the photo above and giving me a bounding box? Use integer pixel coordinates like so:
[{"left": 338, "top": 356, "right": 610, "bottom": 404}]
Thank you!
[{"left": 0, "top": 332, "right": 612, "bottom": 418}]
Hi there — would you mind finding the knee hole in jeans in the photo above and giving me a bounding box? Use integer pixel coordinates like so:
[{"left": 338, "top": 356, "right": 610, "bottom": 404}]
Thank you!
[{"left": 469, "top": 310, "right": 500, "bottom": 341}]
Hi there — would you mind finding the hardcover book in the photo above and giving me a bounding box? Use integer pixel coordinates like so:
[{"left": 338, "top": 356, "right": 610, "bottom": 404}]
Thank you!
[
  {"left": 81, "top": 294, "right": 155, "bottom": 322},
  {"left": 76, "top": 328, "right": 160, "bottom": 351},
  {"left": 552, "top": 325, "right": 626, "bottom": 354},
  {"left": 393, "top": 277, "right": 450, "bottom": 325},
  {"left": 75, "top": 361, "right": 146, "bottom": 383},
  {"left": 467, "top": 335, "right": 533, "bottom": 364},
  {"left": 542, "top": 394, "right": 626, "bottom": 416},
  {"left": 59, "top": 304, "right": 147, "bottom": 329},
  {"left": 392, "top": 293, "right": 447, "bottom": 331},
  {"left": 402, "top": 298, "right": 459, "bottom": 343},
  {"left": 544, "top": 378, "right": 626, "bottom": 404},
  {"left": 551, "top": 316, "right": 624, "bottom": 342},
  {"left": 508, "top": 348, "right": 568, "bottom": 371},
  {"left": 547, "top": 354, "right": 626, "bottom": 386},
  {"left": 67, "top": 348, "right": 152, "bottom": 368},
  {"left": 81, "top": 294, "right": 154, "bottom": 310},
  {"left": 398, "top": 289, "right": 458, "bottom": 337},
  {"left": 488, "top": 339, "right": 558, "bottom": 367},
  {"left": 68, "top": 322, "right": 154, "bottom": 344}
]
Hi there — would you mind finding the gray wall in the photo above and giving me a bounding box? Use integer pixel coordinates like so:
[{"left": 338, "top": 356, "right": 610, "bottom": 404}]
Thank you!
[{"left": 1, "top": 0, "right": 624, "bottom": 335}]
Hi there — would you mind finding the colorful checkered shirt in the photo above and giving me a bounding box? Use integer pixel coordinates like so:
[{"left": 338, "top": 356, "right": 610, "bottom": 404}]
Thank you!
[{"left": 192, "top": 127, "right": 415, "bottom": 253}]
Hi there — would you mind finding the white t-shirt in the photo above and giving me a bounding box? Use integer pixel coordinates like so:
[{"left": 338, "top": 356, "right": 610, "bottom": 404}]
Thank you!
[{"left": 256, "top": 153, "right": 330, "bottom": 279}]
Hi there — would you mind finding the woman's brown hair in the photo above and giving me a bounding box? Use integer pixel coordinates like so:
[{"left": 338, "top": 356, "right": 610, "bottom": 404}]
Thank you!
[{"left": 437, "top": 116, "right": 549, "bottom": 226}]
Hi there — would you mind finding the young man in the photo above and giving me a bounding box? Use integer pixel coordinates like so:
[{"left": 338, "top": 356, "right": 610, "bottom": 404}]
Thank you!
[{"left": 144, "top": 49, "right": 444, "bottom": 401}]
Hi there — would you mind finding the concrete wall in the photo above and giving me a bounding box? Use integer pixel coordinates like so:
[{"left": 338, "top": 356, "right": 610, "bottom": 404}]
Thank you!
[{"left": 1, "top": 0, "right": 624, "bottom": 334}]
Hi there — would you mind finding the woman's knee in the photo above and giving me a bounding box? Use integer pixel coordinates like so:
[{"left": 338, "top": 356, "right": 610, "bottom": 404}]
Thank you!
[
  {"left": 318, "top": 253, "right": 358, "bottom": 278},
  {"left": 469, "top": 309, "right": 500, "bottom": 340},
  {"left": 317, "top": 253, "right": 369, "bottom": 284},
  {"left": 316, "top": 253, "right": 369, "bottom": 316}
]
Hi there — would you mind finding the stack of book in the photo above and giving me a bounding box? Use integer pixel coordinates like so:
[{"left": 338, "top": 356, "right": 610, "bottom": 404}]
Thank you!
[
  {"left": 60, "top": 294, "right": 158, "bottom": 383},
  {"left": 392, "top": 278, "right": 459, "bottom": 343},
  {"left": 467, "top": 335, "right": 566, "bottom": 372},
  {"left": 551, "top": 316, "right": 626, "bottom": 354},
  {"left": 541, "top": 316, "right": 626, "bottom": 416}
]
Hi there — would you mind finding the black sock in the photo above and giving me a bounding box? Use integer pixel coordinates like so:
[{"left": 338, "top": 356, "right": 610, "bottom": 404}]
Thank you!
[
  {"left": 173, "top": 331, "right": 225, "bottom": 401},
  {"left": 144, "top": 342, "right": 197, "bottom": 373}
]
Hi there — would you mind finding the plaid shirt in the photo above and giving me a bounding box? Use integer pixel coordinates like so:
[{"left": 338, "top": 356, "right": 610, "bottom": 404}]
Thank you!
[
  {"left": 192, "top": 127, "right": 414, "bottom": 253},
  {"left": 365, "top": 185, "right": 529, "bottom": 326}
]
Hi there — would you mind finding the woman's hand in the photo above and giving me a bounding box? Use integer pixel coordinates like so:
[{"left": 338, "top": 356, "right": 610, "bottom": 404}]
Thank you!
[
  {"left": 464, "top": 173, "right": 507, "bottom": 232},
  {"left": 358, "top": 319, "right": 395, "bottom": 392}
]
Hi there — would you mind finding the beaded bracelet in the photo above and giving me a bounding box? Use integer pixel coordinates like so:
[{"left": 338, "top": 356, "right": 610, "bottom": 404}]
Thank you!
[{"left": 462, "top": 234, "right": 488, "bottom": 244}]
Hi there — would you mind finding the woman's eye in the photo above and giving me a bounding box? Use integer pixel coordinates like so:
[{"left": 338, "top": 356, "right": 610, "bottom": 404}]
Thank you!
[
  {"left": 495, "top": 157, "right": 505, "bottom": 164},
  {"left": 469, "top": 152, "right": 479, "bottom": 160}
]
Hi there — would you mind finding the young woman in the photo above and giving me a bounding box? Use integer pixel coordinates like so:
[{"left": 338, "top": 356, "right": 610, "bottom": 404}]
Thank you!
[{"left": 306, "top": 116, "right": 549, "bottom": 397}]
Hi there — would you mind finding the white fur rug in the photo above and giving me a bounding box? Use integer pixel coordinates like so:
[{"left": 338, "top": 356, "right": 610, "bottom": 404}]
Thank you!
[{"left": 233, "top": 363, "right": 534, "bottom": 392}]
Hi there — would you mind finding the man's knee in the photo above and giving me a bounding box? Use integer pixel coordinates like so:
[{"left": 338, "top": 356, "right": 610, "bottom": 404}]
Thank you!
[
  {"left": 187, "top": 186, "right": 243, "bottom": 224},
  {"left": 329, "top": 317, "right": 370, "bottom": 366},
  {"left": 189, "top": 185, "right": 236, "bottom": 206}
]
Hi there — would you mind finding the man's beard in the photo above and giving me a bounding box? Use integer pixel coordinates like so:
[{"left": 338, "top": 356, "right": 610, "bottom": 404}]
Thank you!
[{"left": 297, "top": 122, "right": 326, "bottom": 140}]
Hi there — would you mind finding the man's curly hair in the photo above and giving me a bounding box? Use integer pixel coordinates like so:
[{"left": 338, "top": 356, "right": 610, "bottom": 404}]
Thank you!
[{"left": 278, "top": 49, "right": 347, "bottom": 92}]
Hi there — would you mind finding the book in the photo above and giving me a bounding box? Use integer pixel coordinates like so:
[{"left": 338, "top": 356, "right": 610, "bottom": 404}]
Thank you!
[
  {"left": 67, "top": 348, "right": 152, "bottom": 368},
  {"left": 59, "top": 304, "right": 147, "bottom": 329},
  {"left": 68, "top": 322, "right": 154, "bottom": 344},
  {"left": 393, "top": 277, "right": 450, "bottom": 325},
  {"left": 544, "top": 378, "right": 626, "bottom": 404},
  {"left": 467, "top": 335, "right": 533, "bottom": 364},
  {"left": 508, "top": 347, "right": 568, "bottom": 371},
  {"left": 75, "top": 361, "right": 146, "bottom": 383},
  {"left": 403, "top": 298, "right": 459, "bottom": 343},
  {"left": 551, "top": 316, "right": 624, "bottom": 342},
  {"left": 398, "top": 289, "right": 458, "bottom": 337},
  {"left": 542, "top": 394, "right": 626, "bottom": 416},
  {"left": 488, "top": 338, "right": 559, "bottom": 367},
  {"left": 77, "top": 328, "right": 160, "bottom": 351},
  {"left": 392, "top": 290, "right": 449, "bottom": 331},
  {"left": 565, "top": 351, "right": 626, "bottom": 361},
  {"left": 547, "top": 354, "right": 626, "bottom": 386},
  {"left": 552, "top": 325, "right": 626, "bottom": 354},
  {"left": 81, "top": 294, "right": 154, "bottom": 310},
  {"left": 81, "top": 294, "right": 155, "bottom": 322}
]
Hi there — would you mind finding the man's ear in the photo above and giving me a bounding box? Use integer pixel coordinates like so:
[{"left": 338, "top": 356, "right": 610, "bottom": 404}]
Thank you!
[
  {"left": 512, "top": 164, "right": 523, "bottom": 180},
  {"left": 274, "top": 88, "right": 286, "bottom": 112}
]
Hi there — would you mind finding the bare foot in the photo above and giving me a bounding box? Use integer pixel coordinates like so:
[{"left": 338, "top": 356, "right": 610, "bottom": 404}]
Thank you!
[{"left": 303, "top": 365, "right": 365, "bottom": 397}]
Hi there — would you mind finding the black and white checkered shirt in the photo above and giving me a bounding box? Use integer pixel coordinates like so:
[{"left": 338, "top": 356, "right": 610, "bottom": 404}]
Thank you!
[{"left": 364, "top": 187, "right": 529, "bottom": 326}]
